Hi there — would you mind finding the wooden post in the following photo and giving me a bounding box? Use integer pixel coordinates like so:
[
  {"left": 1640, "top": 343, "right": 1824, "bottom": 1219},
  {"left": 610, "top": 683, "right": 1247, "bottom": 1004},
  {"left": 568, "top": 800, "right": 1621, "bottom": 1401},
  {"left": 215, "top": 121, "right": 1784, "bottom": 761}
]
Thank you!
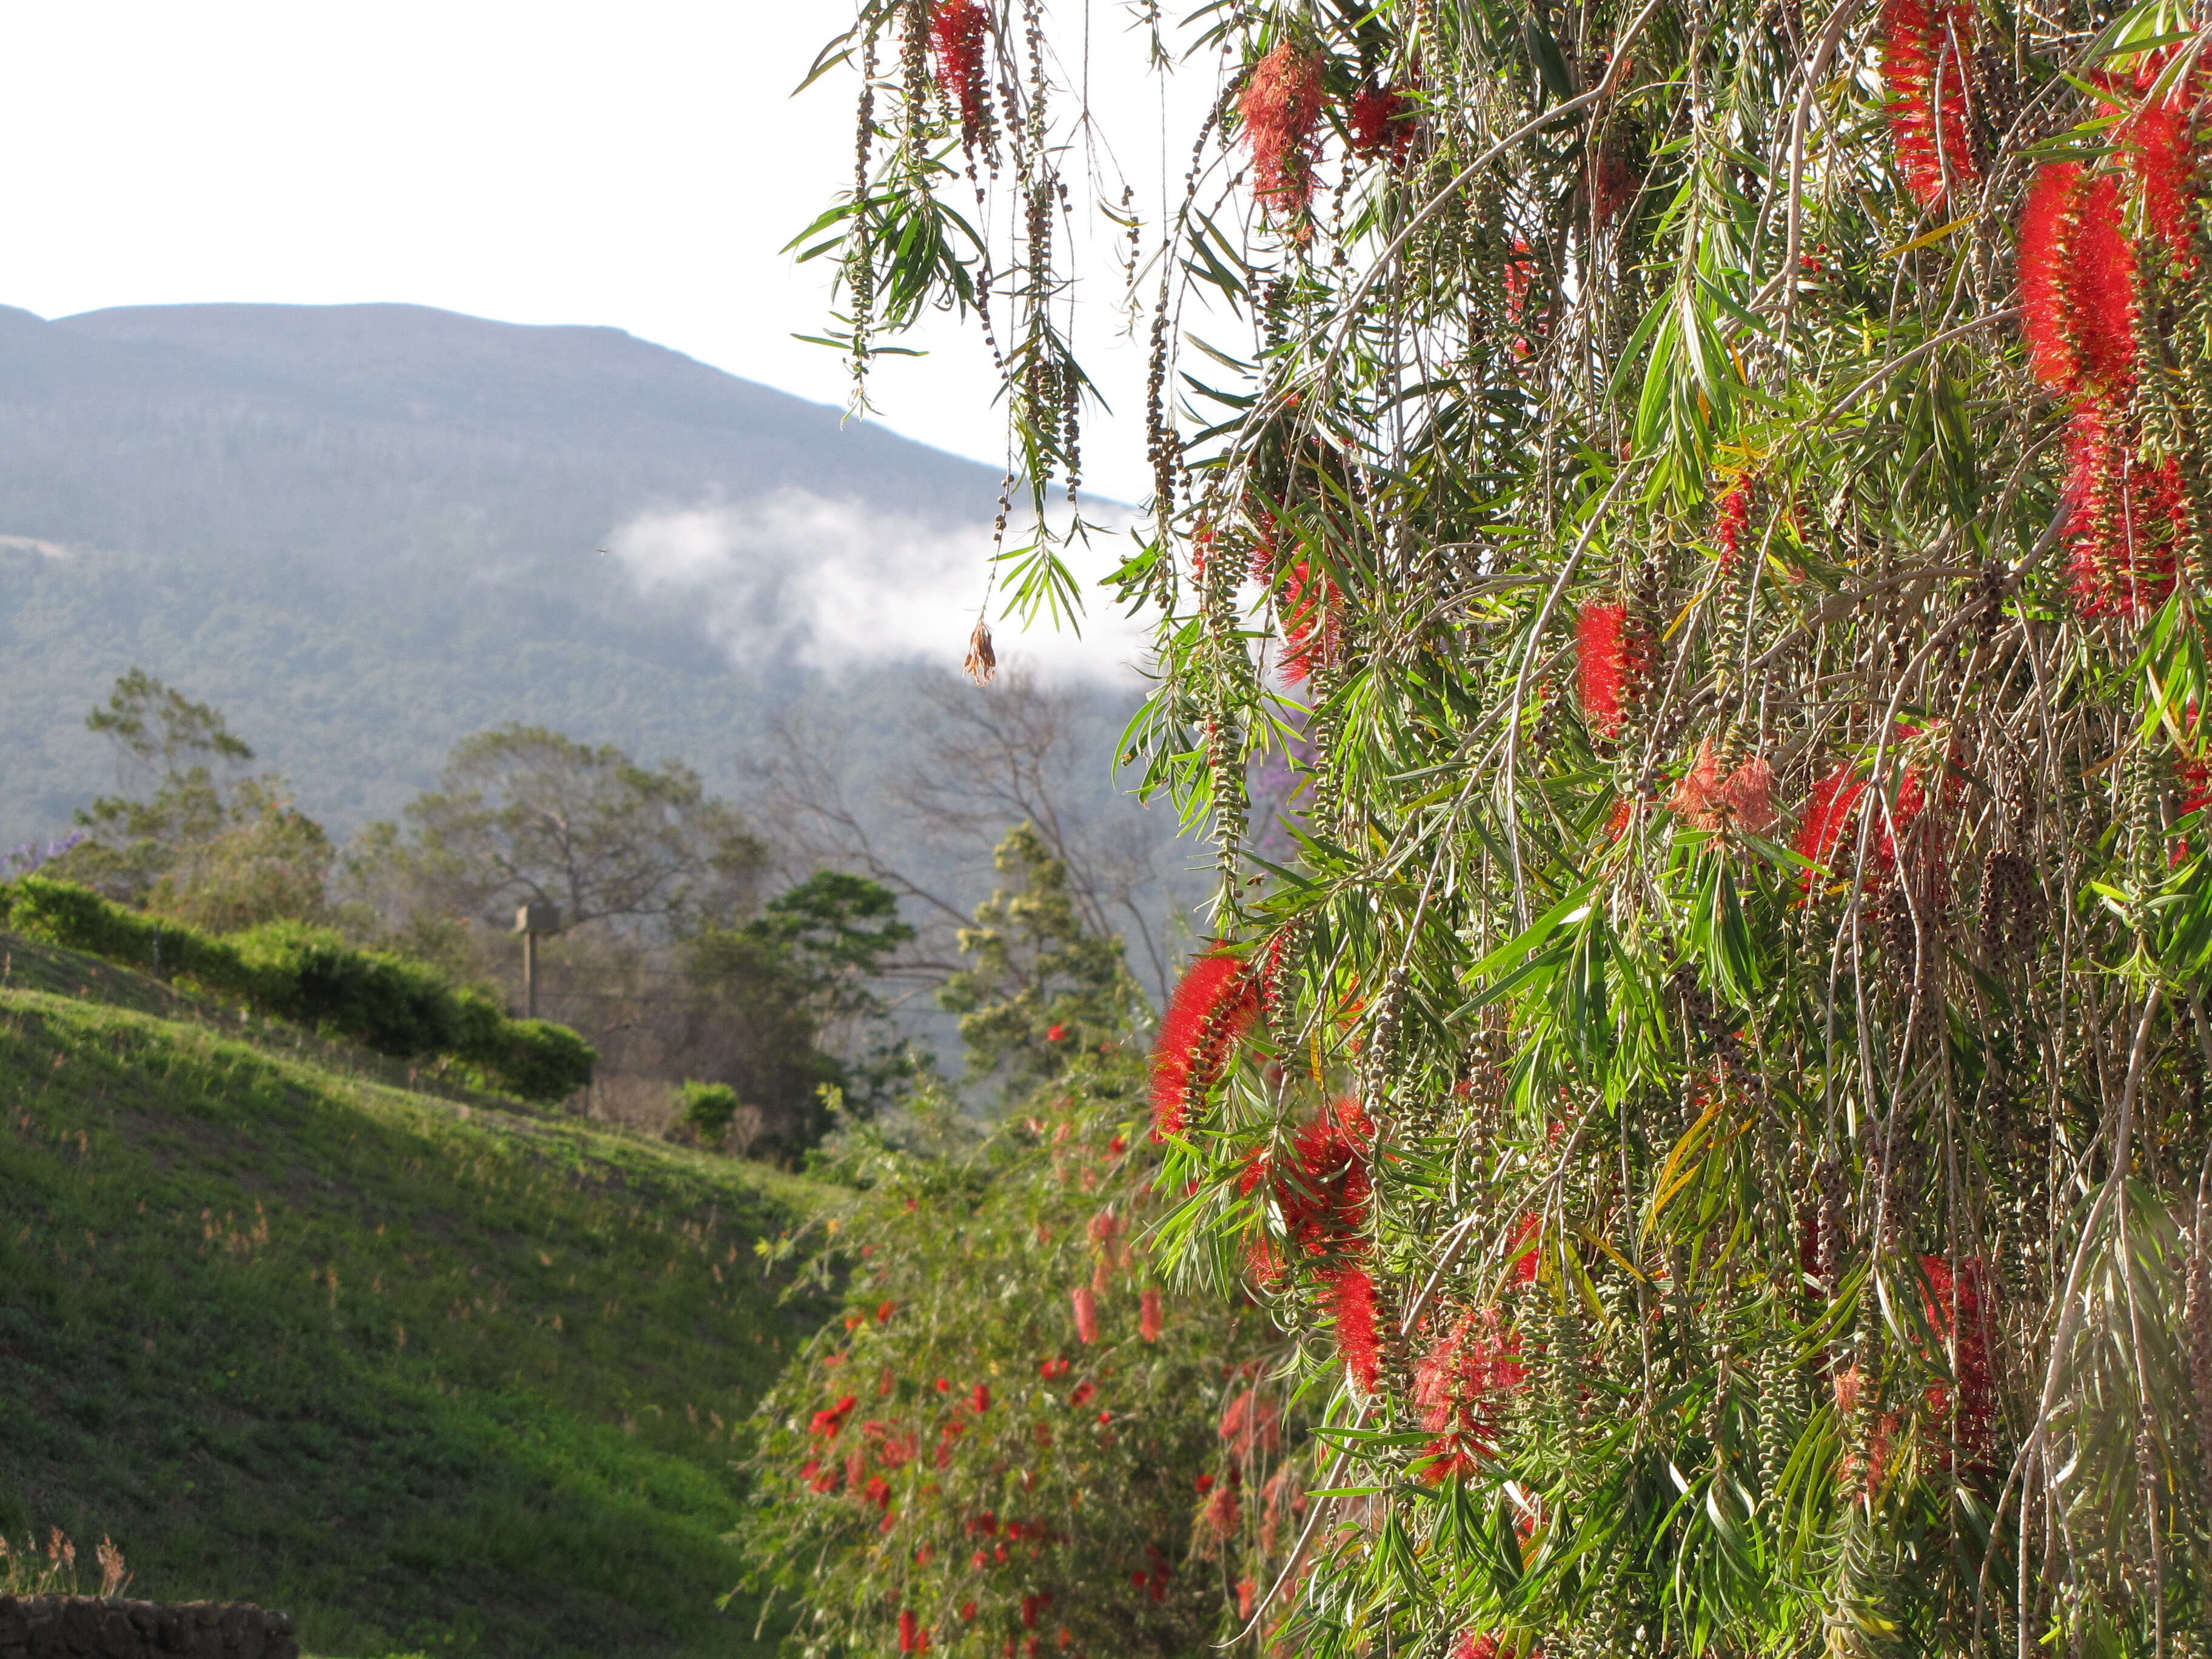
[{"left": 514, "top": 903, "right": 561, "bottom": 1019}]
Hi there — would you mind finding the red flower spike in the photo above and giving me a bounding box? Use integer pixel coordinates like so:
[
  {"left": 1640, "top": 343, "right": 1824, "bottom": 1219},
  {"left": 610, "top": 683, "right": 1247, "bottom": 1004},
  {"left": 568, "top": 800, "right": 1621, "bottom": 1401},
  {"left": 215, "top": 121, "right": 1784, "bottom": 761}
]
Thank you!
[
  {"left": 1150, "top": 952, "right": 1261, "bottom": 1140},
  {"left": 1714, "top": 483, "right": 1751, "bottom": 574},
  {"left": 1279, "top": 557, "right": 1341, "bottom": 683},
  {"left": 1204, "top": 1483, "right": 1242, "bottom": 1535},
  {"left": 899, "top": 1609, "right": 922, "bottom": 1655},
  {"left": 1240, "top": 43, "right": 1326, "bottom": 221},
  {"left": 1882, "top": 0, "right": 1979, "bottom": 207},
  {"left": 1349, "top": 82, "right": 1416, "bottom": 163},
  {"left": 1414, "top": 1309, "right": 1529, "bottom": 1482},
  {"left": 1330, "top": 1265, "right": 1382, "bottom": 1393},
  {"left": 1920, "top": 1255, "right": 1997, "bottom": 1468},
  {"left": 809, "top": 1395, "right": 859, "bottom": 1440},
  {"left": 2063, "top": 403, "right": 2184, "bottom": 618},
  {"left": 1237, "top": 1577, "right": 1258, "bottom": 1620},
  {"left": 1575, "top": 602, "right": 1644, "bottom": 737},
  {"left": 1795, "top": 766, "right": 1868, "bottom": 894},
  {"left": 1071, "top": 1285, "right": 1099, "bottom": 1345},
  {"left": 2020, "top": 162, "right": 2138, "bottom": 398},
  {"left": 971, "top": 1383, "right": 991, "bottom": 1415},
  {"left": 2131, "top": 72, "right": 2203, "bottom": 267},
  {"left": 927, "top": 0, "right": 991, "bottom": 144},
  {"left": 1139, "top": 1286, "right": 1164, "bottom": 1342}
]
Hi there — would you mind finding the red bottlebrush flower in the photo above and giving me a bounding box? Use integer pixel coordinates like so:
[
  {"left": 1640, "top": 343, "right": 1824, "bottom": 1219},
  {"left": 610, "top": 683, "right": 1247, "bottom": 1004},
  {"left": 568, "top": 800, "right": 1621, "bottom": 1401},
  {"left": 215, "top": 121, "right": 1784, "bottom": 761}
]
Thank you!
[
  {"left": 1241, "top": 1098, "right": 1375, "bottom": 1278},
  {"left": 1920, "top": 1255, "right": 1997, "bottom": 1467},
  {"left": 1071, "top": 1285, "right": 1099, "bottom": 1345},
  {"left": 810, "top": 1394, "right": 859, "bottom": 1440},
  {"left": 1218, "top": 1386, "right": 1283, "bottom": 1456},
  {"left": 927, "top": 0, "right": 991, "bottom": 144},
  {"left": 876, "top": 1299, "right": 896, "bottom": 1323},
  {"left": 1588, "top": 143, "right": 1640, "bottom": 228},
  {"left": 1070, "top": 1380, "right": 1094, "bottom": 1407},
  {"left": 863, "top": 1473, "right": 893, "bottom": 1510},
  {"left": 1045, "top": 1022, "right": 1067, "bottom": 1042},
  {"left": 2020, "top": 162, "right": 2139, "bottom": 398},
  {"left": 1195, "top": 1472, "right": 1215, "bottom": 1493},
  {"left": 1038, "top": 1356, "right": 1071, "bottom": 1380},
  {"left": 1240, "top": 42, "right": 1326, "bottom": 220},
  {"left": 1236, "top": 1577, "right": 1258, "bottom": 1621},
  {"left": 961, "top": 1603, "right": 978, "bottom": 1623},
  {"left": 1414, "top": 1309, "right": 1529, "bottom": 1482},
  {"left": 1278, "top": 557, "right": 1341, "bottom": 684},
  {"left": 899, "top": 1609, "right": 922, "bottom": 1654},
  {"left": 1575, "top": 602, "right": 1644, "bottom": 737},
  {"left": 1330, "top": 1265, "right": 1382, "bottom": 1393},
  {"left": 1204, "top": 1483, "right": 1242, "bottom": 1535},
  {"left": 1882, "top": 0, "right": 1978, "bottom": 207},
  {"left": 1139, "top": 1286, "right": 1164, "bottom": 1342},
  {"left": 2175, "top": 758, "right": 2212, "bottom": 862},
  {"left": 2132, "top": 81, "right": 2202, "bottom": 267},
  {"left": 1796, "top": 765, "right": 1868, "bottom": 893},
  {"left": 1669, "top": 739, "right": 1779, "bottom": 836},
  {"left": 1349, "top": 81, "right": 1415, "bottom": 163},
  {"left": 1506, "top": 1212, "right": 1541, "bottom": 1283},
  {"left": 1021, "top": 1594, "right": 1045, "bottom": 1630},
  {"left": 1714, "top": 482, "right": 1752, "bottom": 573},
  {"left": 1150, "top": 951, "right": 1261, "bottom": 1140},
  {"left": 2063, "top": 403, "right": 2184, "bottom": 619},
  {"left": 971, "top": 1383, "right": 992, "bottom": 1414}
]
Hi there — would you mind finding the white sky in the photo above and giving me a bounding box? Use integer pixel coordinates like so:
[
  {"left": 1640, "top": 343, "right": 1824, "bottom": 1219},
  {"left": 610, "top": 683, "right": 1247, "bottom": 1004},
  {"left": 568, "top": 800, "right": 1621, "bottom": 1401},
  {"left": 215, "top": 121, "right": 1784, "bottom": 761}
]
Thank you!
[{"left": 9, "top": 1, "right": 1191, "bottom": 506}]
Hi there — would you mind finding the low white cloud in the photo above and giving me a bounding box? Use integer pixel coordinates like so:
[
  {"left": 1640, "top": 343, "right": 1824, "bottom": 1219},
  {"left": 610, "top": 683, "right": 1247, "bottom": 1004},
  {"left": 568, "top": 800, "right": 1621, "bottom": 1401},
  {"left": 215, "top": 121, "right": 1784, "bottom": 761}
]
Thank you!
[{"left": 606, "top": 490, "right": 1150, "bottom": 684}]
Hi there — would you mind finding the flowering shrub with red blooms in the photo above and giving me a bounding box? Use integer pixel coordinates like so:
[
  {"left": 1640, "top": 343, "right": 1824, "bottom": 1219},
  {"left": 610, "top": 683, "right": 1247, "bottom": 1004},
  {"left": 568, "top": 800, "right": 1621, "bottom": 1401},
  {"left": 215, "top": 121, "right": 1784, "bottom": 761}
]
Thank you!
[
  {"left": 736, "top": 1059, "right": 1310, "bottom": 1658},
  {"left": 1575, "top": 602, "right": 1643, "bottom": 737},
  {"left": 927, "top": 0, "right": 992, "bottom": 144},
  {"left": 1149, "top": 951, "right": 1260, "bottom": 1141},
  {"left": 1881, "top": 0, "right": 1977, "bottom": 207},
  {"left": 1239, "top": 42, "right": 1326, "bottom": 220}
]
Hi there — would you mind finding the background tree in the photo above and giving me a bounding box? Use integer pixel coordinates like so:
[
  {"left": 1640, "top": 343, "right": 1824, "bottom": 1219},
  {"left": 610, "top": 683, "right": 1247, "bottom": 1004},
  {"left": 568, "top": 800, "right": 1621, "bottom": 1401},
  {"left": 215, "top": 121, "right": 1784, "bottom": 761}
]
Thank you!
[{"left": 50, "top": 669, "right": 330, "bottom": 930}]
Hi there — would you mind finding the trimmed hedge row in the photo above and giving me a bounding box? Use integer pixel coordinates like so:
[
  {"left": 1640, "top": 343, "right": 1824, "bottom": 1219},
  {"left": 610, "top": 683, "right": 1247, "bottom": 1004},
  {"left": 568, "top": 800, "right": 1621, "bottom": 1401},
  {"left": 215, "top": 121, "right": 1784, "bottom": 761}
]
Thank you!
[{"left": 0, "top": 876, "right": 593, "bottom": 1102}]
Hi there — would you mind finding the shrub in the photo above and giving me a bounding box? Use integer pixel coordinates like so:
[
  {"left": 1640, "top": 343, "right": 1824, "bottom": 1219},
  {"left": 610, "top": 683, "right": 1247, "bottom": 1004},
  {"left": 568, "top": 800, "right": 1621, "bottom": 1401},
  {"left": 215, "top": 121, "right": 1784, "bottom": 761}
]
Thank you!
[
  {"left": 674, "top": 1081, "right": 742, "bottom": 1146},
  {"left": 0, "top": 876, "right": 592, "bottom": 1103}
]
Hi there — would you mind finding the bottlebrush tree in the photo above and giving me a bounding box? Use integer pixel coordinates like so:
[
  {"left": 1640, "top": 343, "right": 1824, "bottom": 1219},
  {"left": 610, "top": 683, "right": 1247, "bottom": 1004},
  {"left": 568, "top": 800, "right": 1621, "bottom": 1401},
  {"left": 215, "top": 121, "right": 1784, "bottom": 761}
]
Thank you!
[
  {"left": 736, "top": 1067, "right": 1310, "bottom": 1659},
  {"left": 805, "top": 0, "right": 2212, "bottom": 1653}
]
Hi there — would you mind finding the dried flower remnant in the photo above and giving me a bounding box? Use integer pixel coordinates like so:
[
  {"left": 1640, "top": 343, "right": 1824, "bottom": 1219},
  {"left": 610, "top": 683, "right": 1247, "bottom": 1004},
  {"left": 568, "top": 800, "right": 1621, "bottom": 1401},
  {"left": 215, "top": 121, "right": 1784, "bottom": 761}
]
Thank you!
[
  {"left": 1150, "top": 952, "right": 1261, "bottom": 1139},
  {"left": 1240, "top": 42, "right": 1326, "bottom": 220},
  {"left": 964, "top": 615, "right": 997, "bottom": 685},
  {"left": 1881, "top": 0, "right": 1978, "bottom": 207},
  {"left": 928, "top": 0, "right": 992, "bottom": 144}
]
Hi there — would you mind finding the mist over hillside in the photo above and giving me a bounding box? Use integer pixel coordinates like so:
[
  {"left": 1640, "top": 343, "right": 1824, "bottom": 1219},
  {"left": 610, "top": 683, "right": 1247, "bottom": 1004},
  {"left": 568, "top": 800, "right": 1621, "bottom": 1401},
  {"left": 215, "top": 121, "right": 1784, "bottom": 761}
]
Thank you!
[{"left": 0, "top": 304, "right": 1171, "bottom": 936}]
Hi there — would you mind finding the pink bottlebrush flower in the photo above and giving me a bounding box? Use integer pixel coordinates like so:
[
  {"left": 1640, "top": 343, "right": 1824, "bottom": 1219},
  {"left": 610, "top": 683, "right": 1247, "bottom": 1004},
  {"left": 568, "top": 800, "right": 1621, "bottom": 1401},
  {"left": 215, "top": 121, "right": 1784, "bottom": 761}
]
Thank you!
[
  {"left": 1218, "top": 1386, "right": 1282, "bottom": 1456},
  {"left": 1236, "top": 1577, "right": 1258, "bottom": 1620},
  {"left": 1882, "top": 0, "right": 1979, "bottom": 207},
  {"left": 1139, "top": 1286, "right": 1164, "bottom": 1342},
  {"left": 1150, "top": 951, "right": 1261, "bottom": 1140},
  {"left": 1348, "top": 81, "right": 1415, "bottom": 163},
  {"left": 1669, "top": 740, "right": 1778, "bottom": 836},
  {"left": 1071, "top": 1285, "right": 1099, "bottom": 1345},
  {"left": 928, "top": 0, "right": 991, "bottom": 143},
  {"left": 1330, "top": 1265, "right": 1382, "bottom": 1393},
  {"left": 1241, "top": 42, "right": 1326, "bottom": 220},
  {"left": 1576, "top": 602, "right": 1644, "bottom": 737}
]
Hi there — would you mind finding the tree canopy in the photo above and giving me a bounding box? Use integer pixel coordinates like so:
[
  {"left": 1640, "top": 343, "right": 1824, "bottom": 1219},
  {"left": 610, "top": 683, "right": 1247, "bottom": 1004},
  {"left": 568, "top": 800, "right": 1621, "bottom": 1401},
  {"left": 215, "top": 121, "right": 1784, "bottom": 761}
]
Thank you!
[{"left": 815, "top": 1, "right": 2212, "bottom": 1652}]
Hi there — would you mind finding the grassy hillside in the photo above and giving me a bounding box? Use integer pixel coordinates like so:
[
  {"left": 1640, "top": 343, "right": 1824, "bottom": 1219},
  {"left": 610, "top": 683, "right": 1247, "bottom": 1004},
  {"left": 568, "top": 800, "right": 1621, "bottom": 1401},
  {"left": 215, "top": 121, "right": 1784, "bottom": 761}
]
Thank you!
[{"left": 0, "top": 931, "right": 830, "bottom": 1658}]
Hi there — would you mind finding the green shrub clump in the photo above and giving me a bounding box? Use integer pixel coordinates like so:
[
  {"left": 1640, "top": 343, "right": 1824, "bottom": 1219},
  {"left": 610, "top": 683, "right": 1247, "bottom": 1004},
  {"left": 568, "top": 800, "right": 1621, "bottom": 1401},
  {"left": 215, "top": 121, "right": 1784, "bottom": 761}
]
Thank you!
[
  {"left": 674, "top": 1080, "right": 742, "bottom": 1145},
  {"left": 0, "top": 876, "right": 592, "bottom": 1101}
]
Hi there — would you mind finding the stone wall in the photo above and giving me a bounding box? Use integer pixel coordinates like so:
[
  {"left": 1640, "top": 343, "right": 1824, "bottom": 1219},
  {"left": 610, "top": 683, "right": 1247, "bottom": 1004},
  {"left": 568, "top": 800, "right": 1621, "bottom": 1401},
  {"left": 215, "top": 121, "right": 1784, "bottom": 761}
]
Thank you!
[{"left": 0, "top": 1598, "right": 295, "bottom": 1659}]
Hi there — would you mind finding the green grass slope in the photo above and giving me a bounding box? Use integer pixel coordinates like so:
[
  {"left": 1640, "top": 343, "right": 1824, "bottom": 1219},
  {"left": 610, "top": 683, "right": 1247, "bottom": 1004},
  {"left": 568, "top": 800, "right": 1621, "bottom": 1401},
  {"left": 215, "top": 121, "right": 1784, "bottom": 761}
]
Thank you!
[{"left": 0, "top": 932, "right": 829, "bottom": 1659}]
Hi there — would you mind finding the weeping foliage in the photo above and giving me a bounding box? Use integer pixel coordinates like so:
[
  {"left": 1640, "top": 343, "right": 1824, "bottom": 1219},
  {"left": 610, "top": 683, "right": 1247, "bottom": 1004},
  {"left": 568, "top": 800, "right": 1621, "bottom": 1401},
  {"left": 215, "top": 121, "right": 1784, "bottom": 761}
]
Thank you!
[{"left": 814, "top": 0, "right": 2212, "bottom": 1652}]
